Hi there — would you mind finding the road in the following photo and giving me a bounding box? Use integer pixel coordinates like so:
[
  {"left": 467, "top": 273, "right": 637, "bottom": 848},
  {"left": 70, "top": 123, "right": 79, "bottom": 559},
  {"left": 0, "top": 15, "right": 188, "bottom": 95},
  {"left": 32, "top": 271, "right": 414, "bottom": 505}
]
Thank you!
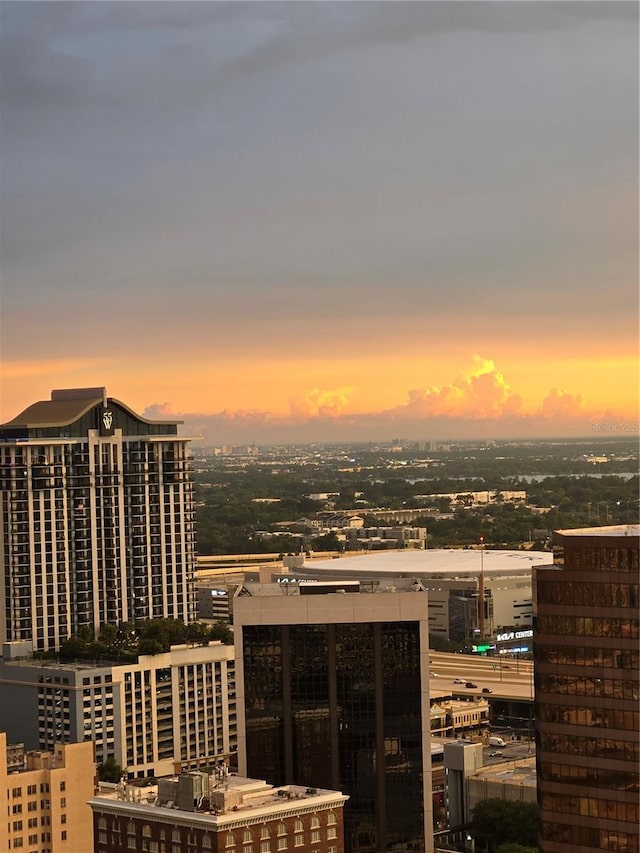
[{"left": 428, "top": 650, "right": 534, "bottom": 701}]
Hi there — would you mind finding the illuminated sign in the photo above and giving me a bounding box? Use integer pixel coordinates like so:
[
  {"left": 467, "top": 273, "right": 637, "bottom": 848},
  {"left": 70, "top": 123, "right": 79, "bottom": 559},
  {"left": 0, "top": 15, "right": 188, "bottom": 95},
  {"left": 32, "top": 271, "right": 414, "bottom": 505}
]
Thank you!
[{"left": 496, "top": 629, "right": 533, "bottom": 643}]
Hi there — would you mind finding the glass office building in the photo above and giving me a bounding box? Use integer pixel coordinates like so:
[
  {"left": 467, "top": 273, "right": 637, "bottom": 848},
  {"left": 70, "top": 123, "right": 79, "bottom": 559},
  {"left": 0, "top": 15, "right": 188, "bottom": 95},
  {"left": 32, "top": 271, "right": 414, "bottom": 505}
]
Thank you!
[
  {"left": 534, "top": 525, "right": 639, "bottom": 853},
  {"left": 234, "top": 592, "right": 433, "bottom": 853}
]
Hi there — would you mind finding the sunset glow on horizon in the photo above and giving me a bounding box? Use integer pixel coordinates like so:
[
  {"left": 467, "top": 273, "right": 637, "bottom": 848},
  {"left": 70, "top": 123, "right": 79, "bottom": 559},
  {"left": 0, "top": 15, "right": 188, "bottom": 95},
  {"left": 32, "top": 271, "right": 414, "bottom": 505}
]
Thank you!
[{"left": 1, "top": 3, "right": 637, "bottom": 444}]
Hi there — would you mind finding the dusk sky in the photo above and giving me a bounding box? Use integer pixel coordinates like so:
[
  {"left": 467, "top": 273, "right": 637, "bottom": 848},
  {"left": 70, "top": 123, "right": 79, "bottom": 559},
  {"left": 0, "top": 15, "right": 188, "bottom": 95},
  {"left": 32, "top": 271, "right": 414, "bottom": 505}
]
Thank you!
[{"left": 1, "top": 2, "right": 638, "bottom": 444}]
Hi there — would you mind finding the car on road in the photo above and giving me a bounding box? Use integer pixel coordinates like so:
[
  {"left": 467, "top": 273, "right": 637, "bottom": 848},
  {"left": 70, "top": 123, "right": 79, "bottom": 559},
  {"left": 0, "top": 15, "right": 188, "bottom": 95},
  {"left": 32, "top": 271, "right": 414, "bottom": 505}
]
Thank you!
[
  {"left": 482, "top": 687, "right": 493, "bottom": 693},
  {"left": 465, "top": 681, "right": 478, "bottom": 688},
  {"left": 453, "top": 678, "right": 466, "bottom": 684}
]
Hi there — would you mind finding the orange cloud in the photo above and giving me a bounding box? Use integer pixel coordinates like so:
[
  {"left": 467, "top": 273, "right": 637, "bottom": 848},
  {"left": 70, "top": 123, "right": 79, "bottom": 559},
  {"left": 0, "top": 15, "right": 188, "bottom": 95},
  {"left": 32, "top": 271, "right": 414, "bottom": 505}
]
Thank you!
[
  {"left": 288, "top": 387, "right": 352, "bottom": 419},
  {"left": 400, "top": 356, "right": 522, "bottom": 419},
  {"left": 142, "top": 402, "right": 180, "bottom": 419},
  {"left": 539, "top": 388, "right": 584, "bottom": 419}
]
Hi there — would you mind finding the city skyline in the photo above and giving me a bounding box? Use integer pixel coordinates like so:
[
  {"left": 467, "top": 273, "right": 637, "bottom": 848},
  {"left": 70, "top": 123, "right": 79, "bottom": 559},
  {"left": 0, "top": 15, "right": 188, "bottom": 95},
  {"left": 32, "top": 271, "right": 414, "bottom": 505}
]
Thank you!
[{"left": 1, "top": 2, "right": 638, "bottom": 443}]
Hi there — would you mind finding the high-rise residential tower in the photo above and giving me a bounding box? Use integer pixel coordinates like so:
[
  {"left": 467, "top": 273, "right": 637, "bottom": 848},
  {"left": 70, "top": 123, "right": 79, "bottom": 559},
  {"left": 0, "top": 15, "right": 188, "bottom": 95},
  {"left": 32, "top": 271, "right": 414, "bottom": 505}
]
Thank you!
[
  {"left": 234, "top": 588, "right": 433, "bottom": 853},
  {"left": 0, "top": 388, "right": 196, "bottom": 651},
  {"left": 534, "top": 525, "right": 639, "bottom": 853}
]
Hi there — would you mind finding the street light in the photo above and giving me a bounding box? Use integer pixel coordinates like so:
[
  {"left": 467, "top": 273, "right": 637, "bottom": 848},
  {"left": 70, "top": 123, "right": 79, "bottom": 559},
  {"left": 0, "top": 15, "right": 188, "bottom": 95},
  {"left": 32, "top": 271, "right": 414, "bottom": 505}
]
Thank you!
[{"left": 617, "top": 500, "right": 638, "bottom": 523}]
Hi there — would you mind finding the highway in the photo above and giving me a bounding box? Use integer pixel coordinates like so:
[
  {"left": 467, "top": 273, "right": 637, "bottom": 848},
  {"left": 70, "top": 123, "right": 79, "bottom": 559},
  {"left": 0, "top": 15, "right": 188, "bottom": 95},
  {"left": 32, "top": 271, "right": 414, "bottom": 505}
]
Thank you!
[{"left": 428, "top": 650, "right": 534, "bottom": 702}]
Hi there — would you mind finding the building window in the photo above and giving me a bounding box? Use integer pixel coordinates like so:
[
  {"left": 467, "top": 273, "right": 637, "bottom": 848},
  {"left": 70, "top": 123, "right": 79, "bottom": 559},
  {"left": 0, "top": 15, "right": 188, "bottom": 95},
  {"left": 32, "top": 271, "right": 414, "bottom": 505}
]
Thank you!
[
  {"left": 277, "top": 840, "right": 287, "bottom": 851},
  {"left": 327, "top": 828, "right": 337, "bottom": 840},
  {"left": 260, "top": 844, "right": 270, "bottom": 853},
  {"left": 310, "top": 817, "right": 320, "bottom": 830},
  {"left": 243, "top": 831, "right": 253, "bottom": 844},
  {"left": 311, "top": 831, "right": 320, "bottom": 843},
  {"left": 277, "top": 823, "right": 287, "bottom": 837},
  {"left": 327, "top": 813, "right": 336, "bottom": 826},
  {"left": 61, "top": 831, "right": 67, "bottom": 841},
  {"left": 59, "top": 782, "right": 66, "bottom": 792},
  {"left": 260, "top": 827, "right": 270, "bottom": 840},
  {"left": 294, "top": 836, "right": 304, "bottom": 847},
  {"left": 294, "top": 820, "right": 303, "bottom": 833},
  {"left": 27, "top": 785, "right": 37, "bottom": 796},
  {"left": 226, "top": 834, "right": 236, "bottom": 848}
]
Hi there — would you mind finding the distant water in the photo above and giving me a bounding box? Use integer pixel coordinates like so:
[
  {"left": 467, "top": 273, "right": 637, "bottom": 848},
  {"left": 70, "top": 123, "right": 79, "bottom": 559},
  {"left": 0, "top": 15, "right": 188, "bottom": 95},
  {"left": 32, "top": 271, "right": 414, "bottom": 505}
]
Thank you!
[
  {"left": 519, "top": 473, "right": 638, "bottom": 482},
  {"left": 404, "top": 473, "right": 637, "bottom": 484}
]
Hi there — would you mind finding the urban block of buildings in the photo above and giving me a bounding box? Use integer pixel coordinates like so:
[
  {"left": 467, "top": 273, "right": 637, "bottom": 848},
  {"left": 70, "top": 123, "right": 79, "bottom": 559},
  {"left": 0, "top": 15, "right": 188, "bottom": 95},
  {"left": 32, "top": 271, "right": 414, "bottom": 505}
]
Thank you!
[
  {"left": 89, "top": 769, "right": 348, "bottom": 853},
  {"left": 291, "top": 548, "right": 549, "bottom": 645}
]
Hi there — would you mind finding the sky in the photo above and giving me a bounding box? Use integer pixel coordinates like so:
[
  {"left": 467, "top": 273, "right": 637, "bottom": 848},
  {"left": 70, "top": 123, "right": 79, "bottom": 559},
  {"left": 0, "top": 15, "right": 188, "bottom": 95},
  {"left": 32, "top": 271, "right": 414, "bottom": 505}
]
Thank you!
[{"left": 1, "top": 1, "right": 638, "bottom": 445}]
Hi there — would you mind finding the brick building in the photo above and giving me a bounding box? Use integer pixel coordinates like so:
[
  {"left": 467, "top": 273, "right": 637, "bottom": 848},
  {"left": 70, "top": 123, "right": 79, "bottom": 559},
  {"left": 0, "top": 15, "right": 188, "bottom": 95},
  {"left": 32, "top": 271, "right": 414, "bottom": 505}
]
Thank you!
[{"left": 89, "top": 769, "right": 347, "bottom": 853}]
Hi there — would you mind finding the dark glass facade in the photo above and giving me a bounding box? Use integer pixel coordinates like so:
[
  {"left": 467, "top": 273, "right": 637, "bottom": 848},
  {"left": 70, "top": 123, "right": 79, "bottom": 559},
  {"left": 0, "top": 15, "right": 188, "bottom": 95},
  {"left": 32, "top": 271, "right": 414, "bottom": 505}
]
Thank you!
[
  {"left": 534, "top": 528, "right": 640, "bottom": 853},
  {"left": 242, "top": 620, "right": 426, "bottom": 853}
]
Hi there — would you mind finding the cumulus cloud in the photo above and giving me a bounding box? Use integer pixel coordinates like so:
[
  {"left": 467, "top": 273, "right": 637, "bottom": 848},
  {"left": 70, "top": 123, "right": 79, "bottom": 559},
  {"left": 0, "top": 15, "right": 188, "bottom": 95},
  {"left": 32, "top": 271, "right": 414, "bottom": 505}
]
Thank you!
[
  {"left": 539, "top": 388, "right": 584, "bottom": 419},
  {"left": 288, "top": 387, "right": 352, "bottom": 420},
  {"left": 399, "top": 355, "right": 522, "bottom": 420},
  {"left": 142, "top": 402, "right": 181, "bottom": 419}
]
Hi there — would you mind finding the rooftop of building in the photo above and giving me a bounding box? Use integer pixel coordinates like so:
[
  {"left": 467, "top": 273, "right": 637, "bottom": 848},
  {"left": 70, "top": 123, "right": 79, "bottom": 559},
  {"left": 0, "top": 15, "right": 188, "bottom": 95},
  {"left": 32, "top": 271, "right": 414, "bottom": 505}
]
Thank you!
[
  {"left": 90, "top": 770, "right": 347, "bottom": 823},
  {"left": 468, "top": 755, "right": 537, "bottom": 789},
  {"left": 555, "top": 523, "right": 639, "bottom": 539},
  {"left": 0, "top": 387, "right": 181, "bottom": 430},
  {"left": 299, "top": 548, "right": 550, "bottom": 578},
  {"left": 0, "top": 638, "right": 231, "bottom": 669}
]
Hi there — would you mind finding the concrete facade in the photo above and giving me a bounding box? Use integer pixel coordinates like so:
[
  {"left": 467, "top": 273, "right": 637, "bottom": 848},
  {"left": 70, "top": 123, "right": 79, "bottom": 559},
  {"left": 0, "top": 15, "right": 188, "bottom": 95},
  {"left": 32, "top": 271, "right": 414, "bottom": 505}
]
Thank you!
[
  {"left": 0, "top": 387, "right": 196, "bottom": 652},
  {"left": 0, "top": 732, "right": 95, "bottom": 853},
  {"left": 0, "top": 641, "right": 236, "bottom": 778}
]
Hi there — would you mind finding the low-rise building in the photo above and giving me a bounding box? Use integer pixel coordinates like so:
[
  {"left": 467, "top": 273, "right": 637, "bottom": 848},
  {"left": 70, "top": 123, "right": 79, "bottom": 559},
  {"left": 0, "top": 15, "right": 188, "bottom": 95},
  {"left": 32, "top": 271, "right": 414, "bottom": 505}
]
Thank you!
[
  {"left": 89, "top": 770, "right": 348, "bottom": 853},
  {"left": 443, "top": 740, "right": 536, "bottom": 829},
  {"left": 0, "top": 640, "right": 236, "bottom": 779},
  {"left": 430, "top": 696, "right": 490, "bottom": 738},
  {"left": 0, "top": 731, "right": 95, "bottom": 853}
]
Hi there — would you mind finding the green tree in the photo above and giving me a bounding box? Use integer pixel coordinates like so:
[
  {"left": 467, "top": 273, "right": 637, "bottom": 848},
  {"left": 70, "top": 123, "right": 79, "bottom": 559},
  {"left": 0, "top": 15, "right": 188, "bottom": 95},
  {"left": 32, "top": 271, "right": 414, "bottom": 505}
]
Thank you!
[
  {"left": 58, "top": 636, "right": 87, "bottom": 661},
  {"left": 471, "top": 799, "right": 538, "bottom": 852},
  {"left": 138, "top": 638, "right": 164, "bottom": 656},
  {"left": 209, "top": 621, "right": 234, "bottom": 645},
  {"left": 97, "top": 756, "right": 123, "bottom": 783}
]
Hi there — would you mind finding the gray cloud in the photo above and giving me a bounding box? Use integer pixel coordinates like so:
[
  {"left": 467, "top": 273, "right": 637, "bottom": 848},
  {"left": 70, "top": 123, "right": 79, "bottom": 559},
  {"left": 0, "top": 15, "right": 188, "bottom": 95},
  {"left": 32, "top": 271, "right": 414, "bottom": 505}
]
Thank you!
[{"left": 1, "top": 2, "right": 637, "bottom": 366}]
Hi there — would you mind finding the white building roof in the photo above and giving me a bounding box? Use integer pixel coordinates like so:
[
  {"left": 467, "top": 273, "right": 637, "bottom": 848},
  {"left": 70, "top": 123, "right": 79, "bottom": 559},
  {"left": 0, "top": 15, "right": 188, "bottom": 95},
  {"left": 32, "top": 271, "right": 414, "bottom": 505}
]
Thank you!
[
  {"left": 556, "top": 524, "right": 640, "bottom": 538},
  {"left": 304, "top": 549, "right": 550, "bottom": 578}
]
